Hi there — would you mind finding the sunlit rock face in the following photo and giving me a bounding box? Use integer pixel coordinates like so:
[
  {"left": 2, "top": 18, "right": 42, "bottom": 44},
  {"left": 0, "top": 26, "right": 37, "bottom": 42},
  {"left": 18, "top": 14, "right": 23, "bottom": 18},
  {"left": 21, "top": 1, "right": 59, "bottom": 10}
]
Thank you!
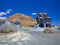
[{"left": 36, "top": 12, "right": 52, "bottom": 27}]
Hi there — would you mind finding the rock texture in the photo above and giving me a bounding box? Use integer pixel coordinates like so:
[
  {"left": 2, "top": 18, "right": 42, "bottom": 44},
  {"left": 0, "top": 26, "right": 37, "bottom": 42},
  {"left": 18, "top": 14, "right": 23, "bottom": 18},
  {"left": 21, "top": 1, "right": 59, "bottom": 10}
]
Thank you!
[{"left": 36, "top": 12, "right": 52, "bottom": 27}]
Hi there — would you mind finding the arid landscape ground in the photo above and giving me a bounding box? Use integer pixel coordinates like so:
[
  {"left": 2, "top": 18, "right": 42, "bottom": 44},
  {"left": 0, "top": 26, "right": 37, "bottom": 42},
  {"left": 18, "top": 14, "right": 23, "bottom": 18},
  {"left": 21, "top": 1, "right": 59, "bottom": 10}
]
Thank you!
[{"left": 0, "top": 28, "right": 60, "bottom": 45}]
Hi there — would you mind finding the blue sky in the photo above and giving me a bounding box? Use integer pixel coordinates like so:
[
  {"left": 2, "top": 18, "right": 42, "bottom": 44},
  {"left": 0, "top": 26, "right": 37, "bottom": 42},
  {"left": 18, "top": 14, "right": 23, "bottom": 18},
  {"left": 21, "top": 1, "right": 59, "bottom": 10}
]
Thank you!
[{"left": 0, "top": 0, "right": 60, "bottom": 25}]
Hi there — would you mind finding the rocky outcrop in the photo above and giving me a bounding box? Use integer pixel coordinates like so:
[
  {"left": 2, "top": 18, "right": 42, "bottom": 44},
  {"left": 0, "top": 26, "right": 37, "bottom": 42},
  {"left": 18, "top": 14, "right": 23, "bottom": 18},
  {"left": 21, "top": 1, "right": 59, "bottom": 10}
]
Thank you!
[{"left": 36, "top": 12, "right": 52, "bottom": 27}]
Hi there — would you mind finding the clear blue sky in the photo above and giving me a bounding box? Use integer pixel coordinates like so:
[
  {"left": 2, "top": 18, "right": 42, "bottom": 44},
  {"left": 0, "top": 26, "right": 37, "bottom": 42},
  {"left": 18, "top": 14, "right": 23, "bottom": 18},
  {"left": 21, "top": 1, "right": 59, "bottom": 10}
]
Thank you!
[{"left": 0, "top": 0, "right": 60, "bottom": 25}]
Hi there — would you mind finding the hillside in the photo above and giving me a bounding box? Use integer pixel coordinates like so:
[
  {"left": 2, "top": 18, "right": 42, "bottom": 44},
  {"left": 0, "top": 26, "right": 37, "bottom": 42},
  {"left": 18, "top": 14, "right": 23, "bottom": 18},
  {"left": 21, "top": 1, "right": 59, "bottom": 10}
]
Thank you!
[{"left": 7, "top": 13, "right": 37, "bottom": 27}]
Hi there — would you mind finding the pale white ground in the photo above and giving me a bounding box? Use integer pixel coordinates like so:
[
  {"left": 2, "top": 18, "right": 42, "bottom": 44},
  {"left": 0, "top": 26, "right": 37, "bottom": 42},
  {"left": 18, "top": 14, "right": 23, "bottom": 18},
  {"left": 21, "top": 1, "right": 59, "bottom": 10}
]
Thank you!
[
  {"left": 0, "top": 21, "right": 60, "bottom": 45},
  {"left": 0, "top": 29, "right": 60, "bottom": 45}
]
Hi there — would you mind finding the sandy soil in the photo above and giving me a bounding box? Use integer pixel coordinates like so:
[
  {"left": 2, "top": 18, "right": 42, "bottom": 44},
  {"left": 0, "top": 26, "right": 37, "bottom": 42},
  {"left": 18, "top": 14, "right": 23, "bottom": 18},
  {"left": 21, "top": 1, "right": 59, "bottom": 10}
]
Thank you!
[{"left": 0, "top": 31, "right": 60, "bottom": 45}]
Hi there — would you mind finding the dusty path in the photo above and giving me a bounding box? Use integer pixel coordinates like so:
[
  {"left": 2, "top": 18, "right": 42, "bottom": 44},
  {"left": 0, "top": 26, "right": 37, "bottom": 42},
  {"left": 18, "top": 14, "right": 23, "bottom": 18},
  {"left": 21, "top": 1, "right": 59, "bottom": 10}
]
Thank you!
[{"left": 0, "top": 31, "right": 60, "bottom": 45}]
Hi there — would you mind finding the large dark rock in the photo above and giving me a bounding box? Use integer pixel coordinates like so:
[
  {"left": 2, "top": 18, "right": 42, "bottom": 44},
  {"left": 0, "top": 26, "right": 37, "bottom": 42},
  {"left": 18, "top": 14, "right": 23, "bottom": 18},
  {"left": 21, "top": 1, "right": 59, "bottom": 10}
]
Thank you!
[{"left": 36, "top": 12, "right": 52, "bottom": 27}]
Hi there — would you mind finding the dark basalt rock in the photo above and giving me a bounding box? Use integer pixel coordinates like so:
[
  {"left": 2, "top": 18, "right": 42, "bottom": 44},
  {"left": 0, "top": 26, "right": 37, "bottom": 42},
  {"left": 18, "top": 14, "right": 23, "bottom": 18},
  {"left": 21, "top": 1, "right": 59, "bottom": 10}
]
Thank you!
[{"left": 36, "top": 12, "right": 52, "bottom": 27}]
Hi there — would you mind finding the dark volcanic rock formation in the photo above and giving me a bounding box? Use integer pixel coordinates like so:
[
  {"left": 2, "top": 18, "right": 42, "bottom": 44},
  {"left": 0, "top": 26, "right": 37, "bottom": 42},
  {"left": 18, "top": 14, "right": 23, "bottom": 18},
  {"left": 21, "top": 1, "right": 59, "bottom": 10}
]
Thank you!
[{"left": 36, "top": 12, "right": 52, "bottom": 27}]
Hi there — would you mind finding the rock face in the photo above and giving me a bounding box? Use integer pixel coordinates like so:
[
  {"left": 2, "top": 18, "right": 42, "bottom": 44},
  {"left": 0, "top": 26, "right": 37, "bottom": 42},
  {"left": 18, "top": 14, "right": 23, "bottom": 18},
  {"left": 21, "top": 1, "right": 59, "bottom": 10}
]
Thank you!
[
  {"left": 36, "top": 13, "right": 52, "bottom": 27},
  {"left": 7, "top": 13, "right": 37, "bottom": 28}
]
